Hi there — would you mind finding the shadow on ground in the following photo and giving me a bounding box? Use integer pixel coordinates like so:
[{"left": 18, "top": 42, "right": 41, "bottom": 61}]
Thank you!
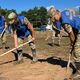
[{"left": 0, "top": 53, "right": 76, "bottom": 74}]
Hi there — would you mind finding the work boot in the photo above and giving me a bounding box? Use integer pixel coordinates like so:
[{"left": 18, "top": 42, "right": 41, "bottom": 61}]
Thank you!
[
  {"left": 32, "top": 55, "right": 38, "bottom": 64},
  {"left": 71, "top": 62, "right": 80, "bottom": 80},
  {"left": 31, "top": 49, "right": 38, "bottom": 63},
  {"left": 33, "top": 54, "right": 38, "bottom": 62},
  {"left": 14, "top": 52, "right": 18, "bottom": 61},
  {"left": 15, "top": 50, "right": 23, "bottom": 64}
]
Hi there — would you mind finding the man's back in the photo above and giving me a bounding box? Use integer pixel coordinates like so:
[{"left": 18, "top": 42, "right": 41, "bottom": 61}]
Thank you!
[{"left": 0, "top": 16, "right": 4, "bottom": 33}]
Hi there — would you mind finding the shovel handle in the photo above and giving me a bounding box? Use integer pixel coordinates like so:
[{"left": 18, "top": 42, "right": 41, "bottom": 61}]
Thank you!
[{"left": 0, "top": 39, "right": 33, "bottom": 57}]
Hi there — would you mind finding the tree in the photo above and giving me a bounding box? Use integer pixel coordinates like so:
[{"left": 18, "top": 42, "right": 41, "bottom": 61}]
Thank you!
[
  {"left": 21, "top": 6, "right": 48, "bottom": 27},
  {"left": 39, "top": 7, "right": 48, "bottom": 26},
  {"left": 0, "top": 6, "right": 48, "bottom": 28}
]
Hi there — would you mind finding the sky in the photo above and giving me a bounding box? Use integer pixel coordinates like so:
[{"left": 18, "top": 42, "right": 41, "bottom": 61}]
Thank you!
[{"left": 0, "top": 0, "right": 80, "bottom": 13}]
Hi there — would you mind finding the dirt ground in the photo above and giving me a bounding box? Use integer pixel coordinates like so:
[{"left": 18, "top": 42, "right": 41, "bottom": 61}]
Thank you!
[{"left": 0, "top": 30, "right": 74, "bottom": 80}]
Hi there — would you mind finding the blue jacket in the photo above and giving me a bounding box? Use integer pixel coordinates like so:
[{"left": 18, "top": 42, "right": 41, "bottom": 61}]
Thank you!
[
  {"left": 72, "top": 17, "right": 80, "bottom": 29},
  {"left": 61, "top": 10, "right": 80, "bottom": 30},
  {"left": 54, "top": 21, "right": 62, "bottom": 31},
  {"left": 0, "top": 16, "right": 4, "bottom": 33},
  {"left": 17, "top": 16, "right": 31, "bottom": 39}
]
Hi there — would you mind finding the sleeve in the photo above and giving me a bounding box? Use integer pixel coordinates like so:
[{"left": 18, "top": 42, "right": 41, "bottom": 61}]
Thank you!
[{"left": 23, "top": 17, "right": 30, "bottom": 25}]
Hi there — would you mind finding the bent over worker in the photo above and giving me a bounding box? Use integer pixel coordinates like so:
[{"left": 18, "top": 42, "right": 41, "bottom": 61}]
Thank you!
[
  {"left": 8, "top": 12, "right": 38, "bottom": 63},
  {"left": 48, "top": 7, "right": 80, "bottom": 80}
]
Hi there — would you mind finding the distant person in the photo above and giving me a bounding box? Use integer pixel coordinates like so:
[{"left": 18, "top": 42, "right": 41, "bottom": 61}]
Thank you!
[
  {"left": 8, "top": 12, "right": 38, "bottom": 63},
  {"left": 46, "top": 19, "right": 62, "bottom": 46},
  {"left": 48, "top": 8, "right": 75, "bottom": 46}
]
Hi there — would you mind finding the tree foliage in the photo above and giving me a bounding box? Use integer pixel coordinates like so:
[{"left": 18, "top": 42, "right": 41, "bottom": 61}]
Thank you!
[
  {"left": 0, "top": 6, "right": 48, "bottom": 27},
  {"left": 20, "top": 6, "right": 48, "bottom": 27}
]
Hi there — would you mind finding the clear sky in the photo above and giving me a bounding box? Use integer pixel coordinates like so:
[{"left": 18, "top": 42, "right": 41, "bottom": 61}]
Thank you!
[{"left": 0, "top": 0, "right": 80, "bottom": 13}]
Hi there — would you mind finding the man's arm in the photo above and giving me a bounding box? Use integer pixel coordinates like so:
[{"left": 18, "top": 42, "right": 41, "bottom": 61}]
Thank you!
[
  {"left": 4, "top": 22, "right": 8, "bottom": 30},
  {"left": 69, "top": 31, "right": 75, "bottom": 46},
  {"left": 12, "top": 25, "right": 18, "bottom": 48},
  {"left": 23, "top": 17, "right": 35, "bottom": 41},
  {"left": 63, "top": 24, "right": 75, "bottom": 46}
]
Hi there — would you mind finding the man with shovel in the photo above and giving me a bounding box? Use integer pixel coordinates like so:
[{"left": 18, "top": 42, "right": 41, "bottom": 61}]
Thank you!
[
  {"left": 48, "top": 7, "right": 80, "bottom": 80},
  {"left": 8, "top": 12, "right": 38, "bottom": 63}
]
